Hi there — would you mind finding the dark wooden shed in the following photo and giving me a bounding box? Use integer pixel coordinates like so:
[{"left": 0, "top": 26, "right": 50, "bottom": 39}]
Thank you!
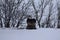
[{"left": 26, "top": 18, "right": 36, "bottom": 29}]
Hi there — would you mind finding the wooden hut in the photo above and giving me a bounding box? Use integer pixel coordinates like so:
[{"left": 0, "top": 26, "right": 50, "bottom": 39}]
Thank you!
[{"left": 26, "top": 18, "right": 36, "bottom": 29}]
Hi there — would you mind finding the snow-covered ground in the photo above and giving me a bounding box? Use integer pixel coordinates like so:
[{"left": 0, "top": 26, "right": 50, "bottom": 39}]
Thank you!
[{"left": 0, "top": 28, "right": 60, "bottom": 40}]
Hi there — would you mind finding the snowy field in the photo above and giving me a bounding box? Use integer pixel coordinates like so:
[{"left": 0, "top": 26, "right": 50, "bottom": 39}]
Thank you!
[{"left": 0, "top": 28, "right": 60, "bottom": 40}]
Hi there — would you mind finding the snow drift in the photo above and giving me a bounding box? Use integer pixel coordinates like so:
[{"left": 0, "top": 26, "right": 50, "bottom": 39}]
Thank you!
[{"left": 0, "top": 28, "right": 60, "bottom": 40}]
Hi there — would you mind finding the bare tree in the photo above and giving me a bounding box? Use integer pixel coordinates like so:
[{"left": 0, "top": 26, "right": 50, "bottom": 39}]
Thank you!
[
  {"left": 15, "top": 0, "right": 32, "bottom": 28},
  {"left": 31, "top": 0, "right": 50, "bottom": 28},
  {"left": 46, "top": 0, "right": 53, "bottom": 28},
  {"left": 0, "top": 0, "right": 24, "bottom": 28},
  {"left": 57, "top": 1, "right": 60, "bottom": 28},
  {"left": 46, "top": 0, "right": 58, "bottom": 28}
]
